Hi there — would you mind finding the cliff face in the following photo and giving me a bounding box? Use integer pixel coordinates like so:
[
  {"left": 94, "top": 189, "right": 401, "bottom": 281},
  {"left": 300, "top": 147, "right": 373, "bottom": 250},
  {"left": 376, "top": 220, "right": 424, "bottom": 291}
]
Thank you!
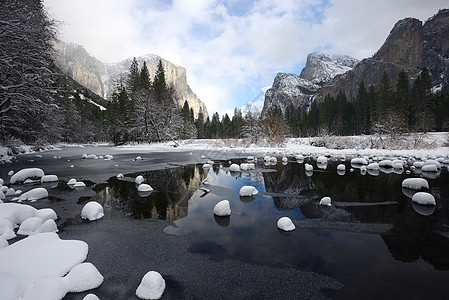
[
  {"left": 316, "top": 9, "right": 449, "bottom": 101},
  {"left": 54, "top": 41, "right": 208, "bottom": 118},
  {"left": 261, "top": 73, "right": 320, "bottom": 117}
]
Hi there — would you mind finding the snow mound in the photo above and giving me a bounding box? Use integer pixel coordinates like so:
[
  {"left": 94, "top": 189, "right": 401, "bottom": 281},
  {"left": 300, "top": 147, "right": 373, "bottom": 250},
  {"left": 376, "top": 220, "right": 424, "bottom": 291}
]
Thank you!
[
  {"left": 41, "top": 175, "right": 58, "bottom": 183},
  {"left": 0, "top": 191, "right": 5, "bottom": 200},
  {"left": 81, "top": 202, "right": 104, "bottom": 221},
  {"left": 337, "top": 164, "right": 346, "bottom": 171},
  {"left": 239, "top": 186, "right": 258, "bottom": 197},
  {"left": 67, "top": 178, "right": 77, "bottom": 185},
  {"left": 413, "top": 161, "right": 425, "bottom": 168},
  {"left": 247, "top": 156, "right": 255, "bottom": 161},
  {"left": 229, "top": 163, "right": 240, "bottom": 172},
  {"left": 412, "top": 192, "right": 436, "bottom": 206},
  {"left": 367, "top": 162, "right": 379, "bottom": 170},
  {"left": 83, "top": 294, "right": 100, "bottom": 300},
  {"left": 135, "top": 175, "right": 144, "bottom": 185},
  {"left": 17, "top": 217, "right": 44, "bottom": 235},
  {"left": 82, "top": 154, "right": 98, "bottom": 159},
  {"left": 0, "top": 236, "right": 8, "bottom": 249},
  {"left": 138, "top": 184, "right": 153, "bottom": 192},
  {"left": 6, "top": 188, "right": 15, "bottom": 196},
  {"left": 317, "top": 156, "right": 327, "bottom": 164},
  {"left": 0, "top": 233, "right": 89, "bottom": 299},
  {"left": 64, "top": 262, "right": 104, "bottom": 293},
  {"left": 282, "top": 157, "right": 288, "bottom": 163},
  {"left": 277, "top": 217, "right": 295, "bottom": 231},
  {"left": 240, "top": 163, "right": 255, "bottom": 171},
  {"left": 136, "top": 271, "right": 166, "bottom": 300},
  {"left": 202, "top": 163, "right": 211, "bottom": 169},
  {"left": 8, "top": 170, "right": 14, "bottom": 176},
  {"left": 379, "top": 160, "right": 394, "bottom": 168},
  {"left": 0, "top": 219, "right": 16, "bottom": 240},
  {"left": 10, "top": 168, "right": 45, "bottom": 184},
  {"left": 319, "top": 196, "right": 332, "bottom": 206},
  {"left": 402, "top": 178, "right": 429, "bottom": 191},
  {"left": 305, "top": 163, "right": 313, "bottom": 171},
  {"left": 422, "top": 164, "right": 438, "bottom": 172},
  {"left": 31, "top": 219, "right": 58, "bottom": 235},
  {"left": 424, "top": 159, "right": 441, "bottom": 169},
  {"left": 117, "top": 173, "right": 124, "bottom": 178},
  {"left": 18, "top": 188, "right": 48, "bottom": 201},
  {"left": 74, "top": 181, "right": 86, "bottom": 188},
  {"left": 213, "top": 200, "right": 231, "bottom": 217},
  {"left": 351, "top": 157, "right": 367, "bottom": 165}
]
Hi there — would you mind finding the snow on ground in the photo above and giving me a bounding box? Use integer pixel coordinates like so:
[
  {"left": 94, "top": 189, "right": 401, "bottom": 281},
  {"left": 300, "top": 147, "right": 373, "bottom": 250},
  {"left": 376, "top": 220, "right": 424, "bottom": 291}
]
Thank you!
[
  {"left": 0, "top": 232, "right": 102, "bottom": 300},
  {"left": 113, "top": 133, "right": 448, "bottom": 160}
]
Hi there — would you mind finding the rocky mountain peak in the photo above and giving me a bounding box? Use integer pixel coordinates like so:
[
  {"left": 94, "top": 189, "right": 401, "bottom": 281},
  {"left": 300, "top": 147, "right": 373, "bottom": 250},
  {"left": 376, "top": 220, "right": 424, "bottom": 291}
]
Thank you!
[{"left": 300, "top": 52, "right": 359, "bottom": 86}]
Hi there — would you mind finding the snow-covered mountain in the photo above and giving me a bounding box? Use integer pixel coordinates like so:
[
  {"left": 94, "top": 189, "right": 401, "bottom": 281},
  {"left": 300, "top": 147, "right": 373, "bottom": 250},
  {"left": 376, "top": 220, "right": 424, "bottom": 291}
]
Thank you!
[
  {"left": 261, "top": 52, "right": 357, "bottom": 117},
  {"left": 54, "top": 41, "right": 208, "bottom": 118},
  {"left": 299, "top": 52, "right": 359, "bottom": 86}
]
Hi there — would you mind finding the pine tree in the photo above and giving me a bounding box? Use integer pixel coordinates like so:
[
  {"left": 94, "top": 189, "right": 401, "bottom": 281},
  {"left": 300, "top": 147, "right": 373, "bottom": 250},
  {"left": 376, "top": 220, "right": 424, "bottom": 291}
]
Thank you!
[
  {"left": 378, "top": 71, "right": 393, "bottom": 118},
  {"left": 395, "top": 70, "right": 410, "bottom": 124},
  {"left": 153, "top": 59, "right": 167, "bottom": 102},
  {"left": 355, "top": 81, "right": 368, "bottom": 134},
  {"left": 126, "top": 57, "right": 140, "bottom": 95},
  {"left": 139, "top": 61, "right": 152, "bottom": 92}
]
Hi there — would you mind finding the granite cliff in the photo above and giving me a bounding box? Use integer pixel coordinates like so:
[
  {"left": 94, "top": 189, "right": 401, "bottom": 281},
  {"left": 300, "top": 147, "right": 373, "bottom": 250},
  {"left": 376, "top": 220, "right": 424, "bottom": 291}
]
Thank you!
[{"left": 54, "top": 41, "right": 208, "bottom": 118}]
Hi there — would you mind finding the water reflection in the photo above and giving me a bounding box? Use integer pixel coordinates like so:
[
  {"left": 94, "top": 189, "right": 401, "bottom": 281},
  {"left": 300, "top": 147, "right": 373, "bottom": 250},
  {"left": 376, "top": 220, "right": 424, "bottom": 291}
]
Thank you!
[{"left": 84, "top": 155, "right": 449, "bottom": 298}]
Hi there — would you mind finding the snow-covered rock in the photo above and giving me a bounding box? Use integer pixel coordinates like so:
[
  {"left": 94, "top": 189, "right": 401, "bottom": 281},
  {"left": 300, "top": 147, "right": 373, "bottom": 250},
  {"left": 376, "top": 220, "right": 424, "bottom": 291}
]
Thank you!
[
  {"left": 0, "top": 191, "right": 5, "bottom": 200},
  {"left": 282, "top": 157, "right": 288, "bottom": 163},
  {"left": 81, "top": 202, "right": 104, "bottom": 221},
  {"left": 135, "top": 175, "right": 144, "bottom": 185},
  {"left": 277, "top": 217, "right": 295, "bottom": 232},
  {"left": 247, "top": 156, "right": 255, "bottom": 161},
  {"left": 239, "top": 186, "right": 258, "bottom": 197},
  {"left": 30, "top": 219, "right": 58, "bottom": 235},
  {"left": 10, "top": 168, "right": 45, "bottom": 184},
  {"left": 413, "top": 161, "right": 425, "bottom": 168},
  {"left": 8, "top": 170, "right": 14, "bottom": 176},
  {"left": 5, "top": 188, "right": 15, "bottom": 196},
  {"left": 229, "top": 163, "right": 240, "bottom": 172},
  {"left": 213, "top": 200, "right": 231, "bottom": 217},
  {"left": 367, "top": 162, "right": 379, "bottom": 170},
  {"left": 116, "top": 173, "right": 124, "bottom": 178},
  {"left": 41, "top": 175, "right": 58, "bottom": 183},
  {"left": 424, "top": 159, "right": 441, "bottom": 169},
  {"left": 317, "top": 156, "right": 327, "bottom": 164},
  {"left": 17, "top": 217, "right": 44, "bottom": 235},
  {"left": 18, "top": 188, "right": 48, "bottom": 201},
  {"left": 379, "top": 160, "right": 394, "bottom": 168},
  {"left": 351, "top": 157, "right": 368, "bottom": 165},
  {"left": 0, "top": 236, "right": 8, "bottom": 249},
  {"left": 0, "top": 219, "right": 16, "bottom": 240},
  {"left": 337, "top": 164, "right": 346, "bottom": 171},
  {"left": 402, "top": 178, "right": 429, "bottom": 191},
  {"left": 422, "top": 164, "right": 438, "bottom": 172},
  {"left": 67, "top": 178, "right": 77, "bottom": 185},
  {"left": 412, "top": 192, "right": 436, "bottom": 206},
  {"left": 74, "top": 181, "right": 86, "bottom": 188},
  {"left": 305, "top": 163, "right": 313, "bottom": 171},
  {"left": 138, "top": 184, "right": 153, "bottom": 192},
  {"left": 319, "top": 196, "right": 332, "bottom": 206},
  {"left": 202, "top": 163, "right": 211, "bottom": 169},
  {"left": 136, "top": 271, "right": 165, "bottom": 300},
  {"left": 83, "top": 294, "right": 100, "bottom": 300}
]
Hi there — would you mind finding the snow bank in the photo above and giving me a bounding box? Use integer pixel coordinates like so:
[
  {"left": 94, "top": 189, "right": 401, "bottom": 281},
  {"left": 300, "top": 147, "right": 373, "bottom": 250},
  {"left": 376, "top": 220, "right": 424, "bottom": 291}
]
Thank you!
[
  {"left": 277, "top": 217, "right": 295, "bottom": 231},
  {"left": 402, "top": 178, "right": 429, "bottom": 191},
  {"left": 319, "top": 197, "right": 332, "bottom": 206},
  {"left": 81, "top": 202, "right": 104, "bottom": 221},
  {"left": 10, "top": 168, "right": 45, "bottom": 184},
  {"left": 18, "top": 188, "right": 48, "bottom": 201},
  {"left": 136, "top": 271, "right": 165, "bottom": 300},
  {"left": 213, "top": 200, "right": 231, "bottom": 217},
  {"left": 239, "top": 186, "right": 258, "bottom": 197},
  {"left": 412, "top": 192, "right": 436, "bottom": 206}
]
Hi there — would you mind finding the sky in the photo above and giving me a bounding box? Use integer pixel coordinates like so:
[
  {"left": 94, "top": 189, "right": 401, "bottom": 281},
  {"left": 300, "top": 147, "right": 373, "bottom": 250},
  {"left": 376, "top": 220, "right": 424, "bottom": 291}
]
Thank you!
[{"left": 44, "top": 0, "right": 448, "bottom": 117}]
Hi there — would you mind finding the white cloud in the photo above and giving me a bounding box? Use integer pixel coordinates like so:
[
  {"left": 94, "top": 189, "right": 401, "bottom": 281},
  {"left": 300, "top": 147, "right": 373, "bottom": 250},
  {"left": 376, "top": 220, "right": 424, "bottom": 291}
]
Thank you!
[{"left": 44, "top": 0, "right": 448, "bottom": 115}]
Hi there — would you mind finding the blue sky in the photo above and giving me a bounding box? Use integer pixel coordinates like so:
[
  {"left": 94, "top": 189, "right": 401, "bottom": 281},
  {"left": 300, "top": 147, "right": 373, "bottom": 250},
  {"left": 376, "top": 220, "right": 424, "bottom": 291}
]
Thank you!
[{"left": 45, "top": 0, "right": 447, "bottom": 117}]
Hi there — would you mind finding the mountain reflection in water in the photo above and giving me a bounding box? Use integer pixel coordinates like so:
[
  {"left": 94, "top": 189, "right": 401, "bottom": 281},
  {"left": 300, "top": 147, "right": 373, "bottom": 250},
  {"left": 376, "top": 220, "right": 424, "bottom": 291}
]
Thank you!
[{"left": 86, "top": 156, "right": 449, "bottom": 298}]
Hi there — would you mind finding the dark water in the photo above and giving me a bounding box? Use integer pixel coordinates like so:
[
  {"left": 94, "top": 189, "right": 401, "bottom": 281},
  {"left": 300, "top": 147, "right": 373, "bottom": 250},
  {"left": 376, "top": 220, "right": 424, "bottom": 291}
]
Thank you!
[
  {"left": 4, "top": 148, "right": 449, "bottom": 299},
  {"left": 87, "top": 156, "right": 449, "bottom": 299}
]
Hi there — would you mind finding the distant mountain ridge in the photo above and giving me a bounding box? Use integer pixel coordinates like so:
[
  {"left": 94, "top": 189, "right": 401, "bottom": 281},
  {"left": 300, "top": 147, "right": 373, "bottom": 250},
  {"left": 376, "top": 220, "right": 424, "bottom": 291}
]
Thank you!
[
  {"left": 262, "top": 9, "right": 449, "bottom": 117},
  {"left": 53, "top": 41, "right": 208, "bottom": 118},
  {"left": 261, "top": 52, "right": 359, "bottom": 117}
]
